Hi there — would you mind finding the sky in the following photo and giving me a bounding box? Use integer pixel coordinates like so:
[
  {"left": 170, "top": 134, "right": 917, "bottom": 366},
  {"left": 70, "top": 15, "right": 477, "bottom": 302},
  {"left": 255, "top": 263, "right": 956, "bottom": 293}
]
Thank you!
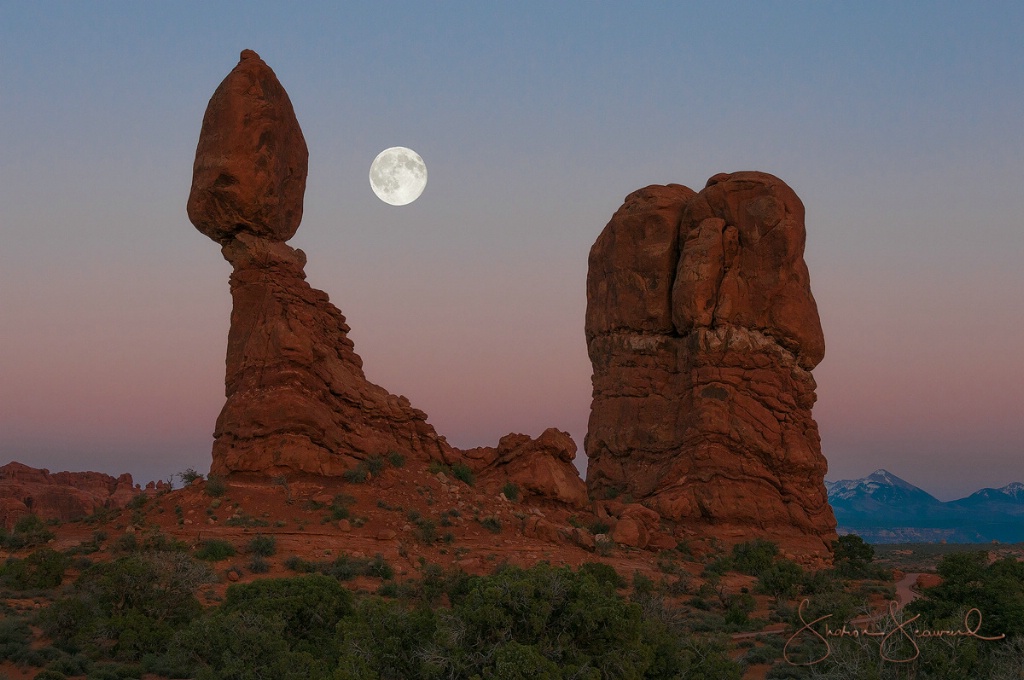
[{"left": 1, "top": 2, "right": 1022, "bottom": 501}]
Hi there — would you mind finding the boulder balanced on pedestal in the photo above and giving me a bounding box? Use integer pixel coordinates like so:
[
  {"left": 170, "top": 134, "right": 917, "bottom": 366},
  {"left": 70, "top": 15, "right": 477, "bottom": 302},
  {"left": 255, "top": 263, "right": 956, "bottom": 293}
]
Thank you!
[{"left": 187, "top": 51, "right": 453, "bottom": 477}]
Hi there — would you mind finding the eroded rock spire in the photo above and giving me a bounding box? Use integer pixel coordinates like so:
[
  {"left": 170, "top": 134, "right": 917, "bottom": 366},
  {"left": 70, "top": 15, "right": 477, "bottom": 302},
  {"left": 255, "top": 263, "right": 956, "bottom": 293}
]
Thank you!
[{"left": 188, "top": 51, "right": 454, "bottom": 476}]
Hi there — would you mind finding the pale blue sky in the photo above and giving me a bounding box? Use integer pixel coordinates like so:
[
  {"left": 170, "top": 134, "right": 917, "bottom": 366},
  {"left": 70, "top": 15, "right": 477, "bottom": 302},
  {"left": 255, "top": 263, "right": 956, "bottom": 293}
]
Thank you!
[{"left": 1, "top": 2, "right": 1022, "bottom": 499}]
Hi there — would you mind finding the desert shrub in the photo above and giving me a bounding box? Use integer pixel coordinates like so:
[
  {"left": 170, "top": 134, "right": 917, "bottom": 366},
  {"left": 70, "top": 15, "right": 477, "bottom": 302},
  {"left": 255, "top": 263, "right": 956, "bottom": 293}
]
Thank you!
[
  {"left": 195, "top": 539, "right": 235, "bottom": 561},
  {"left": 451, "top": 462, "right": 475, "bottom": 486},
  {"left": 39, "top": 553, "right": 211, "bottom": 661},
  {"left": 724, "top": 592, "right": 756, "bottom": 627},
  {"left": 114, "top": 533, "right": 138, "bottom": 553},
  {"left": 0, "top": 548, "right": 71, "bottom": 590},
  {"left": 831, "top": 533, "right": 889, "bottom": 579},
  {"left": 832, "top": 533, "right": 874, "bottom": 563},
  {"left": 0, "top": 514, "right": 55, "bottom": 549},
  {"left": 580, "top": 561, "right": 626, "bottom": 589},
  {"left": 501, "top": 482, "right": 520, "bottom": 501},
  {"left": 248, "top": 556, "right": 270, "bottom": 574},
  {"left": 197, "top": 574, "right": 352, "bottom": 664},
  {"left": 284, "top": 555, "right": 316, "bottom": 573},
  {"left": 595, "top": 535, "right": 615, "bottom": 556},
  {"left": 755, "top": 559, "right": 804, "bottom": 600},
  {"left": 434, "top": 563, "right": 740, "bottom": 679},
  {"left": 328, "top": 493, "right": 355, "bottom": 521},
  {"left": 363, "top": 553, "right": 394, "bottom": 580},
  {"left": 589, "top": 520, "right": 611, "bottom": 535},
  {"left": 387, "top": 450, "right": 405, "bottom": 468},
  {"left": 731, "top": 538, "right": 779, "bottom": 576},
  {"left": 0, "top": 615, "right": 34, "bottom": 664},
  {"left": 319, "top": 553, "right": 394, "bottom": 581},
  {"left": 909, "top": 550, "right": 1024, "bottom": 637},
  {"left": 246, "top": 534, "right": 276, "bottom": 557},
  {"left": 226, "top": 514, "right": 269, "bottom": 528},
  {"left": 115, "top": 530, "right": 187, "bottom": 555},
  {"left": 365, "top": 455, "right": 386, "bottom": 476},
  {"left": 162, "top": 610, "right": 326, "bottom": 680},
  {"left": 178, "top": 468, "right": 203, "bottom": 485},
  {"left": 336, "top": 596, "right": 438, "bottom": 678},
  {"left": 480, "top": 516, "right": 502, "bottom": 534},
  {"left": 204, "top": 475, "right": 227, "bottom": 497},
  {"left": 635, "top": 573, "right": 660, "bottom": 601},
  {"left": 703, "top": 555, "right": 733, "bottom": 577},
  {"left": 45, "top": 653, "right": 91, "bottom": 676},
  {"left": 342, "top": 463, "right": 369, "bottom": 484},
  {"left": 416, "top": 519, "right": 437, "bottom": 545}
]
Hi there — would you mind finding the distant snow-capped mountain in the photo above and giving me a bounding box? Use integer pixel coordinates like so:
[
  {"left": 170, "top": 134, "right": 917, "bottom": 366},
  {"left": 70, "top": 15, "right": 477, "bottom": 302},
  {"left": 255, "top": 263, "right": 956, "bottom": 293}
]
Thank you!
[
  {"left": 948, "top": 482, "right": 1024, "bottom": 516},
  {"left": 826, "top": 471, "right": 1024, "bottom": 544},
  {"left": 827, "top": 469, "right": 946, "bottom": 521}
]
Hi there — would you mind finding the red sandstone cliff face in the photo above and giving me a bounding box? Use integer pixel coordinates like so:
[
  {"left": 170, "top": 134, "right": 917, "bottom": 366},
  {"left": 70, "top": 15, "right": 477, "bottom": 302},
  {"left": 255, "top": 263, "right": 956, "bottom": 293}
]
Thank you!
[
  {"left": 188, "top": 51, "right": 455, "bottom": 477},
  {"left": 0, "top": 462, "right": 138, "bottom": 528},
  {"left": 585, "top": 173, "right": 837, "bottom": 557}
]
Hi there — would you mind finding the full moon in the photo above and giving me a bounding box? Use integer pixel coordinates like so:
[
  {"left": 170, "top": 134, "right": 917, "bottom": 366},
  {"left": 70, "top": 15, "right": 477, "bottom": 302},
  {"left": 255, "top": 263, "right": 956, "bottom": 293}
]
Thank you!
[{"left": 369, "top": 146, "right": 427, "bottom": 206}]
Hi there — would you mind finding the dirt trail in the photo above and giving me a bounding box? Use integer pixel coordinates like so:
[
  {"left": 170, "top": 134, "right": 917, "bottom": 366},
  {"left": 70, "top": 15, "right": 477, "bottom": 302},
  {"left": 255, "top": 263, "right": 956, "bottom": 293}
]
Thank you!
[{"left": 894, "top": 572, "right": 923, "bottom": 609}]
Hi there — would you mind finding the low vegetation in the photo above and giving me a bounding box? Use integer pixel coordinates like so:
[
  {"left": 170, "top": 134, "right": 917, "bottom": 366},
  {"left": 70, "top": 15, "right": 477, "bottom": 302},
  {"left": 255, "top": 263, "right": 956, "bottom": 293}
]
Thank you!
[{"left": 3, "top": 503, "right": 1022, "bottom": 680}]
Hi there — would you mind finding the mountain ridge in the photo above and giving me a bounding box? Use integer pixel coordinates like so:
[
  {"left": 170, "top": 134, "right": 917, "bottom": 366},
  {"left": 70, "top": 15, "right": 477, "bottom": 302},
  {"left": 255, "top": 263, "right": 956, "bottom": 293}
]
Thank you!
[{"left": 827, "top": 469, "right": 1024, "bottom": 543}]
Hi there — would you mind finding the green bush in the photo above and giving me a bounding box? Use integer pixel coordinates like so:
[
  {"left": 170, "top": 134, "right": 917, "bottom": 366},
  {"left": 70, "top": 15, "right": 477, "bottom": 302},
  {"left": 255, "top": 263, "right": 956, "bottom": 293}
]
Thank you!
[
  {"left": 0, "top": 548, "right": 71, "bottom": 590},
  {"left": 703, "top": 555, "right": 733, "bottom": 577},
  {"left": 221, "top": 575, "right": 353, "bottom": 652},
  {"left": 579, "top": 561, "right": 626, "bottom": 589},
  {"left": 833, "top": 533, "right": 873, "bottom": 563},
  {"left": 501, "top": 482, "right": 520, "bottom": 501},
  {"left": 387, "top": 450, "right": 405, "bottom": 468},
  {"left": 248, "top": 556, "right": 270, "bottom": 574},
  {"left": 329, "top": 493, "right": 355, "bottom": 520},
  {"left": 163, "top": 610, "right": 326, "bottom": 680},
  {"left": 909, "top": 550, "right": 1024, "bottom": 637},
  {"left": 39, "top": 553, "right": 211, "bottom": 661},
  {"left": 755, "top": 559, "right": 804, "bottom": 600},
  {"left": 195, "top": 539, "right": 236, "bottom": 561},
  {"left": 284, "top": 555, "right": 316, "bottom": 573},
  {"left": 0, "top": 514, "right": 55, "bottom": 549},
  {"left": 416, "top": 519, "right": 438, "bottom": 545},
  {"left": 342, "top": 463, "right": 369, "bottom": 484},
  {"left": 246, "top": 535, "right": 276, "bottom": 557},
  {"left": 452, "top": 462, "right": 475, "bottom": 486},
  {"left": 480, "top": 516, "right": 502, "bottom": 534},
  {"left": 178, "top": 468, "right": 203, "bottom": 485},
  {"left": 731, "top": 539, "right": 779, "bottom": 576},
  {"left": 204, "top": 475, "right": 227, "bottom": 497},
  {"left": 365, "top": 455, "right": 386, "bottom": 476}
]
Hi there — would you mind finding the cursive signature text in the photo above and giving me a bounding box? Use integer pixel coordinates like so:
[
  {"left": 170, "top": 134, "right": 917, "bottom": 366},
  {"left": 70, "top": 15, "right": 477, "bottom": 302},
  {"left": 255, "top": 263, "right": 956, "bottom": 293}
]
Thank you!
[{"left": 785, "top": 599, "right": 1006, "bottom": 665}]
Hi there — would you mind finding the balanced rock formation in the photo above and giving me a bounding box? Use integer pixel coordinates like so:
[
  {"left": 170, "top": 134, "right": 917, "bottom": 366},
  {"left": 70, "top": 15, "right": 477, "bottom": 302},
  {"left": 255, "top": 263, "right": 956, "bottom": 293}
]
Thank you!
[
  {"left": 188, "top": 51, "right": 453, "bottom": 477},
  {"left": 585, "top": 172, "right": 837, "bottom": 556},
  {"left": 0, "top": 462, "right": 138, "bottom": 529}
]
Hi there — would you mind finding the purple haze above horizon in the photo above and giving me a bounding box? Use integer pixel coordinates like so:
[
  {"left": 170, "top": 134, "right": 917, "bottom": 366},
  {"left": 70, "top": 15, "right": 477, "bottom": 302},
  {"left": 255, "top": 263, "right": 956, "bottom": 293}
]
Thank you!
[{"left": 1, "top": 2, "right": 1022, "bottom": 502}]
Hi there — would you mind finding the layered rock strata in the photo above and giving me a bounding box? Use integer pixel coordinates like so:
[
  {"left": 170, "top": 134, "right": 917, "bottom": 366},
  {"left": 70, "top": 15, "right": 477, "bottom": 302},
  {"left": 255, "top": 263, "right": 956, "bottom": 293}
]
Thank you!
[
  {"left": 585, "top": 172, "right": 837, "bottom": 556},
  {"left": 188, "top": 51, "right": 453, "bottom": 476},
  {"left": 0, "top": 462, "right": 138, "bottom": 528}
]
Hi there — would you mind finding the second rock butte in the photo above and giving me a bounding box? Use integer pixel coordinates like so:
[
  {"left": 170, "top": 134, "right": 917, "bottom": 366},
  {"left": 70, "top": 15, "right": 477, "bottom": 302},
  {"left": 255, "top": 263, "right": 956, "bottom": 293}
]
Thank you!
[{"left": 585, "top": 173, "right": 837, "bottom": 557}]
